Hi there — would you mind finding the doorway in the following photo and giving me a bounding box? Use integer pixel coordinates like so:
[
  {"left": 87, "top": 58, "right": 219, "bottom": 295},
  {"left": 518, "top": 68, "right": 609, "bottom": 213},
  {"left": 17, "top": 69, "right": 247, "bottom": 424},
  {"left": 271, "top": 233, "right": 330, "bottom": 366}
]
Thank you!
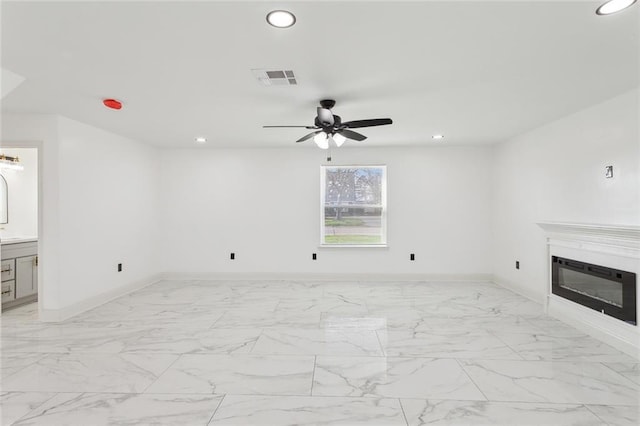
[{"left": 0, "top": 144, "right": 41, "bottom": 316}]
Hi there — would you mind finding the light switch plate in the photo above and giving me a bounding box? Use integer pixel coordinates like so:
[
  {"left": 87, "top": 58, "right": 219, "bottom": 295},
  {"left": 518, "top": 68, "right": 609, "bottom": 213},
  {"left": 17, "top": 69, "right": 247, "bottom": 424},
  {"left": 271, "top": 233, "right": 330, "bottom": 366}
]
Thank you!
[{"left": 605, "top": 165, "right": 613, "bottom": 178}]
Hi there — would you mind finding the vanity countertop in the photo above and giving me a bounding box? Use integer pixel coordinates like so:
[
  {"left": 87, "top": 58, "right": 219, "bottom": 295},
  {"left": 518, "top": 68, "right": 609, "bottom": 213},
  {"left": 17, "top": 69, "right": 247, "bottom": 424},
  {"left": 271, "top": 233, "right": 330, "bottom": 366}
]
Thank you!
[{"left": 1, "top": 237, "right": 38, "bottom": 246}]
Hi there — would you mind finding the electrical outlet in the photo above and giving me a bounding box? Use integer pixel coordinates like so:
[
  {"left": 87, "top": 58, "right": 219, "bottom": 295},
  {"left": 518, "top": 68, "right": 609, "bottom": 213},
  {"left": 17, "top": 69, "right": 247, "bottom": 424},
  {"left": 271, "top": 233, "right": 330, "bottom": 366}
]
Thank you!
[
  {"left": 117, "top": 263, "right": 122, "bottom": 272},
  {"left": 312, "top": 253, "right": 317, "bottom": 260},
  {"left": 516, "top": 261, "right": 520, "bottom": 270},
  {"left": 410, "top": 253, "right": 415, "bottom": 261},
  {"left": 230, "top": 253, "right": 235, "bottom": 260}
]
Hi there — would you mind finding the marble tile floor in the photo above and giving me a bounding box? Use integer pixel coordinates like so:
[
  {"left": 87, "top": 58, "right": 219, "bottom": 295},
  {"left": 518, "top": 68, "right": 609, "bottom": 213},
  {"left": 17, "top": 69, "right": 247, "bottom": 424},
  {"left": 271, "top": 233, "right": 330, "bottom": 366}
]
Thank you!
[{"left": 1, "top": 279, "right": 639, "bottom": 425}]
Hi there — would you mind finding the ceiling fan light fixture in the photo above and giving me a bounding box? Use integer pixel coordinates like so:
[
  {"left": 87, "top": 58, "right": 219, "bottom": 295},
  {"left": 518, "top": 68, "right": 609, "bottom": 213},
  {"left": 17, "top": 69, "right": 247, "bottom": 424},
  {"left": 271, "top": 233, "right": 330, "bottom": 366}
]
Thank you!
[
  {"left": 266, "top": 10, "right": 296, "bottom": 28},
  {"left": 263, "top": 99, "right": 393, "bottom": 147},
  {"left": 313, "top": 132, "right": 329, "bottom": 149},
  {"left": 596, "top": 0, "right": 637, "bottom": 15},
  {"left": 333, "top": 133, "right": 346, "bottom": 147}
]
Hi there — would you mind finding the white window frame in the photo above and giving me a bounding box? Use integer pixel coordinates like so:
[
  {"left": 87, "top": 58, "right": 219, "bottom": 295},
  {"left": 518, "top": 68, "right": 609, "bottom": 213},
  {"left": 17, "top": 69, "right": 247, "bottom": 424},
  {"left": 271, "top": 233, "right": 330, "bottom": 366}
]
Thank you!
[{"left": 320, "top": 165, "right": 387, "bottom": 247}]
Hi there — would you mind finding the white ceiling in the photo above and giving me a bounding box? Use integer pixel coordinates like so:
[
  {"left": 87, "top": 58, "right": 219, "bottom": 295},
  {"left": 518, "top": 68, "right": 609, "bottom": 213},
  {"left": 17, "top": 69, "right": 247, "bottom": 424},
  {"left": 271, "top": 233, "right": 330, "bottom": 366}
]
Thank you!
[{"left": 1, "top": 1, "right": 638, "bottom": 148}]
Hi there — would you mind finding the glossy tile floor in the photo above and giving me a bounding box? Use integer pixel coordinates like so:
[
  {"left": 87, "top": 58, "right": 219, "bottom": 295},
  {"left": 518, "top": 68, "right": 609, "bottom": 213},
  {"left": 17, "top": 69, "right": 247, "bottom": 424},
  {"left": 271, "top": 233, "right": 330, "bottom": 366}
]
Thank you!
[{"left": 1, "top": 280, "right": 639, "bottom": 425}]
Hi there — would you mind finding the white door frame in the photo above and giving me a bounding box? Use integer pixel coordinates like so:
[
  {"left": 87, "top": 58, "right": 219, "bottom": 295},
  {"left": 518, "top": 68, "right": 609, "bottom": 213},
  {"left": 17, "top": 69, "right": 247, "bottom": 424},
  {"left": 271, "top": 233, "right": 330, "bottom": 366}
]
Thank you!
[{"left": 0, "top": 141, "right": 43, "bottom": 317}]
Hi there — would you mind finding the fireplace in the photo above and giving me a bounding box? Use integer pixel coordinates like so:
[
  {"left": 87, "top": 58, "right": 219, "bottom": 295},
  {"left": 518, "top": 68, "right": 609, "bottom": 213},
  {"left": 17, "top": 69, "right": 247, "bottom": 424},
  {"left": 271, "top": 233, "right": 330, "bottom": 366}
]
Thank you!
[{"left": 552, "top": 256, "right": 637, "bottom": 325}]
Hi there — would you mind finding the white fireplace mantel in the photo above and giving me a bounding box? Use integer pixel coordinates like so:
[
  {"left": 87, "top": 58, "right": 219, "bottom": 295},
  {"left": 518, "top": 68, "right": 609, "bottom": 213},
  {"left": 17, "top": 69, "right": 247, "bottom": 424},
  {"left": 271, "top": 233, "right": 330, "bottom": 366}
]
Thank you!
[
  {"left": 537, "top": 221, "right": 640, "bottom": 358},
  {"left": 537, "top": 221, "right": 640, "bottom": 250}
]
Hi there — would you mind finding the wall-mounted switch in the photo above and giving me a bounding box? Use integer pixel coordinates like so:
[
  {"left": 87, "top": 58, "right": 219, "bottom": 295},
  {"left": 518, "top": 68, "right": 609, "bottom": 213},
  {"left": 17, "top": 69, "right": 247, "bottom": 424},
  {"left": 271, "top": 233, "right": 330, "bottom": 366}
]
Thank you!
[
  {"left": 312, "top": 253, "right": 317, "bottom": 260},
  {"left": 410, "top": 253, "right": 415, "bottom": 261},
  {"left": 230, "top": 253, "right": 235, "bottom": 260},
  {"left": 605, "top": 165, "right": 613, "bottom": 179},
  {"left": 117, "top": 263, "right": 122, "bottom": 272},
  {"left": 515, "top": 261, "right": 520, "bottom": 270}
]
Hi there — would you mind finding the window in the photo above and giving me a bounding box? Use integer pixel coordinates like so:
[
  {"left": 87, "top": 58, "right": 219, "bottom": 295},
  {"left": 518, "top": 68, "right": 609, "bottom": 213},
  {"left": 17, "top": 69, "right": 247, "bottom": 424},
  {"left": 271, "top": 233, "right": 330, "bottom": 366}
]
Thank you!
[{"left": 320, "top": 165, "right": 387, "bottom": 246}]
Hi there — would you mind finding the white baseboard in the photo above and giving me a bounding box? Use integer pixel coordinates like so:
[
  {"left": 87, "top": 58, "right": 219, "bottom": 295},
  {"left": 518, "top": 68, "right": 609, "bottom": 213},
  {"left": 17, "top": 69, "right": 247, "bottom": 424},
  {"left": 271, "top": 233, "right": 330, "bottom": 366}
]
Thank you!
[
  {"left": 37, "top": 273, "right": 492, "bottom": 322},
  {"left": 492, "top": 275, "right": 639, "bottom": 360},
  {"left": 491, "top": 274, "right": 545, "bottom": 305},
  {"left": 160, "top": 272, "right": 494, "bottom": 282},
  {"left": 547, "top": 295, "right": 640, "bottom": 360},
  {"left": 39, "top": 274, "right": 162, "bottom": 322}
]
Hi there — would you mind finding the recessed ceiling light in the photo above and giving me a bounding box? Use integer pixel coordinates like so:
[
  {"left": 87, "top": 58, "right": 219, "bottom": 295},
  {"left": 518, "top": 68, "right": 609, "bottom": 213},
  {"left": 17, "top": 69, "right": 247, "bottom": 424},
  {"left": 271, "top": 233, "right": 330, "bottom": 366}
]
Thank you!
[
  {"left": 432, "top": 134, "right": 444, "bottom": 140},
  {"left": 195, "top": 137, "right": 207, "bottom": 144},
  {"left": 266, "top": 10, "right": 296, "bottom": 28},
  {"left": 596, "top": 0, "right": 637, "bottom": 15}
]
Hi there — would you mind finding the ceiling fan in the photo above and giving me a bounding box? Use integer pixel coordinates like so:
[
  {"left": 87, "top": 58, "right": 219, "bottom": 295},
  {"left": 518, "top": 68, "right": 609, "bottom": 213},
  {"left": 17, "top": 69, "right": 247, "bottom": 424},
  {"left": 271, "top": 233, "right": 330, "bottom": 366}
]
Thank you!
[{"left": 263, "top": 99, "right": 392, "bottom": 149}]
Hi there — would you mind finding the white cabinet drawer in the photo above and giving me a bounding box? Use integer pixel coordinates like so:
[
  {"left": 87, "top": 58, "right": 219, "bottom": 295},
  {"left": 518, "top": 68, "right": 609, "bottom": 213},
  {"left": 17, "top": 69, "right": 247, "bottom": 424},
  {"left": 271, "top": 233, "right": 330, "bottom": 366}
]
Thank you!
[
  {"left": 1, "top": 259, "right": 15, "bottom": 281},
  {"left": 2, "top": 280, "right": 15, "bottom": 303}
]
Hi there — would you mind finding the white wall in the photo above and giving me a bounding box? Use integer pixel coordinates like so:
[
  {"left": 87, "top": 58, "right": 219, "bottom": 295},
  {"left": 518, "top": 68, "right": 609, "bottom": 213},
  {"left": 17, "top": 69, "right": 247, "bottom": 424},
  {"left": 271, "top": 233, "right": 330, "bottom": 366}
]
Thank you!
[
  {"left": 0, "top": 147, "right": 38, "bottom": 238},
  {"left": 57, "top": 117, "right": 160, "bottom": 307},
  {"left": 1, "top": 114, "right": 61, "bottom": 310},
  {"left": 3, "top": 114, "right": 493, "bottom": 317},
  {"left": 1, "top": 114, "right": 160, "bottom": 316},
  {"left": 492, "top": 88, "right": 640, "bottom": 302},
  {"left": 2, "top": 87, "right": 636, "bottom": 319},
  {"left": 3, "top": 87, "right": 636, "bottom": 319},
  {"left": 159, "top": 146, "right": 493, "bottom": 278}
]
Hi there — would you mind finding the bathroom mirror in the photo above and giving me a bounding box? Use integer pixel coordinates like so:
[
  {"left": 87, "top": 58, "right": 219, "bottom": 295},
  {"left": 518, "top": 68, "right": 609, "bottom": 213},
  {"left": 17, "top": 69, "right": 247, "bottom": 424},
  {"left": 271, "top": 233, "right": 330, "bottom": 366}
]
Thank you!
[{"left": 0, "top": 174, "right": 7, "bottom": 224}]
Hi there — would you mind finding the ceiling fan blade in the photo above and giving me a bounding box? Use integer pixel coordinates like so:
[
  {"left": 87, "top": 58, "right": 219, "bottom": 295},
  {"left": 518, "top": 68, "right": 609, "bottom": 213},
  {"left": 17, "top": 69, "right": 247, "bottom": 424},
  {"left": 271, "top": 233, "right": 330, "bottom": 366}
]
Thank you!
[
  {"left": 317, "top": 107, "right": 334, "bottom": 126},
  {"left": 263, "top": 125, "right": 318, "bottom": 129},
  {"left": 342, "top": 118, "right": 392, "bottom": 129},
  {"left": 296, "top": 131, "right": 321, "bottom": 143},
  {"left": 339, "top": 129, "right": 367, "bottom": 141}
]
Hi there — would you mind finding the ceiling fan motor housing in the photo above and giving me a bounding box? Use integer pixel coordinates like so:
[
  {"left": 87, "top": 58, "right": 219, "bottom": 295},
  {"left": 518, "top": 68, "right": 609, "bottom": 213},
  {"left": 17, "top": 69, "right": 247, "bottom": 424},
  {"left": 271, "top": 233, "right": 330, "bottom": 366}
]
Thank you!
[
  {"left": 263, "top": 98, "right": 392, "bottom": 144},
  {"left": 319, "top": 99, "right": 336, "bottom": 109},
  {"left": 315, "top": 114, "right": 341, "bottom": 130}
]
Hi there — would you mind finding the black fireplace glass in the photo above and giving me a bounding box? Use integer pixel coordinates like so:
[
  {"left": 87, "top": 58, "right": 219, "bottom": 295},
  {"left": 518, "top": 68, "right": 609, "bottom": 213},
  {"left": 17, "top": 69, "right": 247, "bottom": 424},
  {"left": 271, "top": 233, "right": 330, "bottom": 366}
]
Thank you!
[
  {"left": 552, "top": 256, "right": 636, "bottom": 325},
  {"left": 558, "top": 268, "right": 623, "bottom": 308}
]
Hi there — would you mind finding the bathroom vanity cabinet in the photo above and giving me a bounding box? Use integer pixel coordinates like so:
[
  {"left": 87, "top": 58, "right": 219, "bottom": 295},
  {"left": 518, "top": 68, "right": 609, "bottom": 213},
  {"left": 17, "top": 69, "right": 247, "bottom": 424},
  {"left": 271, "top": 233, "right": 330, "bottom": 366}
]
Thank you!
[{"left": 1, "top": 239, "right": 38, "bottom": 309}]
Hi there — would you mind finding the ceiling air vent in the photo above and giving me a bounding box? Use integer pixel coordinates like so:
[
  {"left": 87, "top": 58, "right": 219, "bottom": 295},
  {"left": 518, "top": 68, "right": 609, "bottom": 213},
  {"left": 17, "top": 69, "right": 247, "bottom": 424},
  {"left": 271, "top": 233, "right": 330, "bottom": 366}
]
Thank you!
[{"left": 252, "top": 69, "right": 297, "bottom": 86}]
